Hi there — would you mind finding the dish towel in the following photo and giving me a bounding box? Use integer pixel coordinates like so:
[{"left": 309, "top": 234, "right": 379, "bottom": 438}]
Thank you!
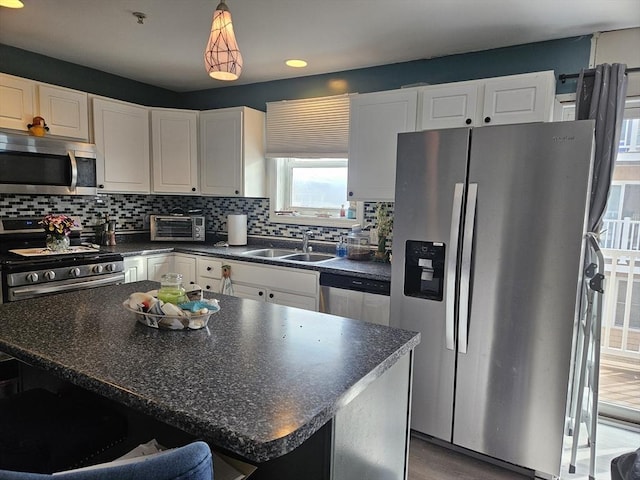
[{"left": 220, "top": 265, "right": 234, "bottom": 296}]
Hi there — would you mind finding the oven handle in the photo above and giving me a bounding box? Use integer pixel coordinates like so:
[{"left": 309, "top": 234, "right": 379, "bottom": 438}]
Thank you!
[
  {"left": 68, "top": 150, "right": 78, "bottom": 191},
  {"left": 9, "top": 274, "right": 124, "bottom": 301}
]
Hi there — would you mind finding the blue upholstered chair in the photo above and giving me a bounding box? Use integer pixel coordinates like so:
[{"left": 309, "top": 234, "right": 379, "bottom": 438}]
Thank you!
[{"left": 0, "top": 441, "right": 213, "bottom": 480}]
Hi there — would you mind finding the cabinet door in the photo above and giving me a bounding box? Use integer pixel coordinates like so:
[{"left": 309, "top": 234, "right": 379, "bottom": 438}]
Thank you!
[
  {"left": 419, "top": 82, "right": 479, "bottom": 129},
  {"left": 482, "top": 71, "right": 555, "bottom": 126},
  {"left": 0, "top": 73, "right": 35, "bottom": 132},
  {"left": 267, "top": 289, "right": 318, "bottom": 311},
  {"left": 197, "top": 257, "right": 223, "bottom": 280},
  {"left": 200, "top": 109, "right": 243, "bottom": 196},
  {"left": 151, "top": 110, "right": 199, "bottom": 194},
  {"left": 93, "top": 97, "right": 150, "bottom": 193},
  {"left": 123, "top": 256, "right": 147, "bottom": 283},
  {"left": 347, "top": 89, "right": 417, "bottom": 201},
  {"left": 147, "top": 255, "right": 173, "bottom": 282},
  {"left": 173, "top": 254, "right": 197, "bottom": 285},
  {"left": 37, "top": 84, "right": 88, "bottom": 140},
  {"left": 233, "top": 283, "right": 265, "bottom": 302}
]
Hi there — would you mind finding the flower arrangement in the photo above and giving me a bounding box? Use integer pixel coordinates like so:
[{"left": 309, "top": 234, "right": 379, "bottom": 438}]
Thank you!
[{"left": 40, "top": 214, "right": 77, "bottom": 236}]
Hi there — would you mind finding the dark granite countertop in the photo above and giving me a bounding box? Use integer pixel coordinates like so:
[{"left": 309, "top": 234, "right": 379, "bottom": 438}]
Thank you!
[
  {"left": 0, "top": 281, "right": 418, "bottom": 463},
  {"left": 101, "top": 241, "right": 392, "bottom": 282}
]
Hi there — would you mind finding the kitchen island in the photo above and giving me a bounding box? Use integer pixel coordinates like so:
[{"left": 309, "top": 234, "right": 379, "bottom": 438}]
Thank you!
[{"left": 0, "top": 281, "right": 418, "bottom": 480}]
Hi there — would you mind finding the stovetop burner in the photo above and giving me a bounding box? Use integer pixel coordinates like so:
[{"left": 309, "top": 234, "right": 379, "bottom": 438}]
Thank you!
[{"left": 9, "top": 245, "right": 101, "bottom": 257}]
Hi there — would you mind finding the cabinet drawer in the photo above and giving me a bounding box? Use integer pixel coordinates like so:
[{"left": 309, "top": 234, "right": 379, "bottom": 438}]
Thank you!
[
  {"left": 196, "top": 276, "right": 221, "bottom": 293},
  {"left": 197, "top": 258, "right": 223, "bottom": 279}
]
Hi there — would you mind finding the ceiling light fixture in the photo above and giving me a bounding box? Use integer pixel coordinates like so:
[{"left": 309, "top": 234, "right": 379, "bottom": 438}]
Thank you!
[
  {"left": 204, "top": 0, "right": 242, "bottom": 81},
  {"left": 132, "top": 12, "right": 146, "bottom": 24},
  {"left": 286, "top": 59, "right": 308, "bottom": 68},
  {"left": 0, "top": 0, "right": 24, "bottom": 8}
]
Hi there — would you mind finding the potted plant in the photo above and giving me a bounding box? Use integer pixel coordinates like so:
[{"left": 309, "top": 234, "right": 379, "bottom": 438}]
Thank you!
[{"left": 374, "top": 203, "right": 393, "bottom": 262}]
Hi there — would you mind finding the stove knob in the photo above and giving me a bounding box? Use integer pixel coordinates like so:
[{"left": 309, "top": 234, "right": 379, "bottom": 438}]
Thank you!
[
  {"left": 105, "top": 263, "right": 116, "bottom": 272},
  {"left": 93, "top": 265, "right": 104, "bottom": 274},
  {"left": 26, "top": 272, "right": 39, "bottom": 283},
  {"left": 69, "top": 267, "right": 81, "bottom": 277},
  {"left": 44, "top": 271, "right": 56, "bottom": 281}
]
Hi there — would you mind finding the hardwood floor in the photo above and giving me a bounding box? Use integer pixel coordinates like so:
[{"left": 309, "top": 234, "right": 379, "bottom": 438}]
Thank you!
[
  {"left": 408, "top": 436, "right": 531, "bottom": 480},
  {"left": 408, "top": 421, "right": 640, "bottom": 480}
]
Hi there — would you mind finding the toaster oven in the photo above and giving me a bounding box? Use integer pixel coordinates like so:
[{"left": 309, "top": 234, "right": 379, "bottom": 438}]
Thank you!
[{"left": 150, "top": 215, "right": 206, "bottom": 242}]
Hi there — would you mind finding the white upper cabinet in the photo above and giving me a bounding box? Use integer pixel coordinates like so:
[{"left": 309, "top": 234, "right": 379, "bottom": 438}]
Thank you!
[
  {"left": 418, "top": 71, "right": 556, "bottom": 129},
  {"left": 37, "top": 84, "right": 89, "bottom": 140},
  {"left": 347, "top": 89, "right": 418, "bottom": 201},
  {"left": 0, "top": 74, "right": 88, "bottom": 140},
  {"left": 92, "top": 97, "right": 150, "bottom": 193},
  {"left": 0, "top": 73, "right": 35, "bottom": 132},
  {"left": 419, "top": 82, "right": 479, "bottom": 129},
  {"left": 151, "top": 109, "right": 199, "bottom": 194},
  {"left": 200, "top": 106, "right": 265, "bottom": 197},
  {"left": 481, "top": 71, "right": 556, "bottom": 125}
]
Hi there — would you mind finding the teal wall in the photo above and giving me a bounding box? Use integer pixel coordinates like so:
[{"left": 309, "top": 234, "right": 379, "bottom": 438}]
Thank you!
[{"left": 1, "top": 35, "right": 591, "bottom": 111}]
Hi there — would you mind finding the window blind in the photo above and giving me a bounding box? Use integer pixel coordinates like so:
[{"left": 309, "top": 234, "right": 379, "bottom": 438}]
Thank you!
[{"left": 266, "top": 94, "right": 351, "bottom": 158}]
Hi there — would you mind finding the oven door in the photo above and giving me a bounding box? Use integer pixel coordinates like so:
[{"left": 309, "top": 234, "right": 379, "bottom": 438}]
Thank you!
[
  {"left": 151, "top": 216, "right": 195, "bottom": 241},
  {"left": 7, "top": 273, "right": 124, "bottom": 302}
]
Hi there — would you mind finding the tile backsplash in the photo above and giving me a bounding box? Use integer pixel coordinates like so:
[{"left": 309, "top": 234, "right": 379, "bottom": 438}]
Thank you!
[{"left": 0, "top": 193, "right": 394, "bottom": 247}]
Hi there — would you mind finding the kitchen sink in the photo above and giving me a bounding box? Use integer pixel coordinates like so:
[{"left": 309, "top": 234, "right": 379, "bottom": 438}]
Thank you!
[
  {"left": 242, "top": 248, "right": 297, "bottom": 257},
  {"left": 281, "top": 253, "right": 336, "bottom": 262}
]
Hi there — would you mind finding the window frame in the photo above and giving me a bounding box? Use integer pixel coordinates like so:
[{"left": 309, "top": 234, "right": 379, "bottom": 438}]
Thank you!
[{"left": 268, "top": 158, "right": 364, "bottom": 228}]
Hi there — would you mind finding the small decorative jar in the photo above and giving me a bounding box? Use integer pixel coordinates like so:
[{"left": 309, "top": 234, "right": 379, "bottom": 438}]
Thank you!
[
  {"left": 46, "top": 234, "right": 70, "bottom": 252},
  {"left": 158, "top": 273, "right": 187, "bottom": 305}
]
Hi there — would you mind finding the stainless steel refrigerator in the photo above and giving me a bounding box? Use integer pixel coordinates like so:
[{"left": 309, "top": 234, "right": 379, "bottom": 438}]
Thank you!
[{"left": 390, "top": 120, "right": 595, "bottom": 477}]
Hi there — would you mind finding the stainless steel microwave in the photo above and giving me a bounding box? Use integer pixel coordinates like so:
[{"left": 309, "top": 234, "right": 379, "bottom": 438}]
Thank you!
[
  {"left": 150, "top": 215, "right": 206, "bottom": 242},
  {"left": 0, "top": 132, "right": 98, "bottom": 195}
]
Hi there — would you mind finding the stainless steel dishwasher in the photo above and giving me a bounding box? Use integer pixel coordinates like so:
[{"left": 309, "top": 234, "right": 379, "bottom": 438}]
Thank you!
[{"left": 319, "top": 272, "right": 390, "bottom": 326}]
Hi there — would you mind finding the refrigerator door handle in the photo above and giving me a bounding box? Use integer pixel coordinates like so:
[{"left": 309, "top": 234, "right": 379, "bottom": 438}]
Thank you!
[
  {"left": 458, "top": 182, "right": 477, "bottom": 354},
  {"left": 446, "top": 183, "right": 465, "bottom": 351}
]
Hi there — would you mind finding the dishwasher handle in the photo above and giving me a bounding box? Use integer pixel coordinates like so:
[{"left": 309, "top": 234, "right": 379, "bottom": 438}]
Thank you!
[{"left": 319, "top": 272, "right": 390, "bottom": 296}]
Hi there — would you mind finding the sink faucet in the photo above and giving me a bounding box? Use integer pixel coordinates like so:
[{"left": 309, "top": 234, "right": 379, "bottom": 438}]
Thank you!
[{"left": 302, "top": 230, "right": 313, "bottom": 253}]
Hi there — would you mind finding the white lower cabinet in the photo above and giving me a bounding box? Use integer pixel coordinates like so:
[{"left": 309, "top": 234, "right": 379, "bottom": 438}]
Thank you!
[
  {"left": 194, "top": 257, "right": 319, "bottom": 311},
  {"left": 146, "top": 254, "right": 173, "bottom": 282},
  {"left": 196, "top": 257, "right": 223, "bottom": 293},
  {"left": 173, "top": 253, "right": 197, "bottom": 285},
  {"left": 123, "top": 256, "right": 147, "bottom": 283},
  {"left": 226, "top": 260, "right": 319, "bottom": 311}
]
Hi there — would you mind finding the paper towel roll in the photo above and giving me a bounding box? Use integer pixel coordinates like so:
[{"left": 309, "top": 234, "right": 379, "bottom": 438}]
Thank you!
[{"left": 227, "top": 214, "right": 247, "bottom": 245}]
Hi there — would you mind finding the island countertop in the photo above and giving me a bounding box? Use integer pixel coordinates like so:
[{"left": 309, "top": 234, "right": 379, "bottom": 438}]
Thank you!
[{"left": 0, "top": 281, "right": 419, "bottom": 463}]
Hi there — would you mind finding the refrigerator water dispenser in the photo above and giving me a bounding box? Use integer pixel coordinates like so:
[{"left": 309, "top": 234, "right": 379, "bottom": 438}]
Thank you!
[{"left": 404, "top": 240, "right": 445, "bottom": 301}]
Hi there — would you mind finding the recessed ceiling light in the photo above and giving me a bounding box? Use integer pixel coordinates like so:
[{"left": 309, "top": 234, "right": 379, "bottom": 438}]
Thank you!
[
  {"left": 0, "top": 0, "right": 24, "bottom": 7},
  {"left": 286, "top": 59, "right": 308, "bottom": 68}
]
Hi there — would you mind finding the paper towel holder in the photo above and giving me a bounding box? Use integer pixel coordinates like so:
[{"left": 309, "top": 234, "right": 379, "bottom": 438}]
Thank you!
[{"left": 227, "top": 213, "right": 247, "bottom": 246}]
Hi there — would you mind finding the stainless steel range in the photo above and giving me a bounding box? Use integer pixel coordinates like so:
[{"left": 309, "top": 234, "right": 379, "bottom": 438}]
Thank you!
[{"left": 0, "top": 217, "right": 124, "bottom": 303}]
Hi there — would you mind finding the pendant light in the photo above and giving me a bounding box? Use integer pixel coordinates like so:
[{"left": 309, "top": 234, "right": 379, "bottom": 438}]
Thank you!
[{"left": 204, "top": 0, "right": 243, "bottom": 81}]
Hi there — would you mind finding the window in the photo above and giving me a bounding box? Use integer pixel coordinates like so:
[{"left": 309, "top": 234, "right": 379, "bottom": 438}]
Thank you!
[
  {"left": 266, "top": 94, "right": 363, "bottom": 227},
  {"left": 270, "top": 157, "right": 362, "bottom": 226}
]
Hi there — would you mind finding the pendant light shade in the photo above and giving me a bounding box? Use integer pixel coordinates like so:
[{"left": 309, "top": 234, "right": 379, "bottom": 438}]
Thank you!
[{"left": 204, "top": 0, "right": 243, "bottom": 81}]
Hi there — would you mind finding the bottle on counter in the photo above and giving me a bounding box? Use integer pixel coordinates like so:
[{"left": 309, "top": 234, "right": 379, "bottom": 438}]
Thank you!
[
  {"left": 340, "top": 204, "right": 346, "bottom": 217},
  {"left": 347, "top": 202, "right": 357, "bottom": 219},
  {"left": 336, "top": 237, "right": 347, "bottom": 257},
  {"left": 158, "top": 273, "right": 187, "bottom": 304}
]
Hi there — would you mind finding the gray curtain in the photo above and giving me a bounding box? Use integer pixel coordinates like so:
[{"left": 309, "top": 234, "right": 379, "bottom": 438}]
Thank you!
[{"left": 575, "top": 63, "right": 628, "bottom": 233}]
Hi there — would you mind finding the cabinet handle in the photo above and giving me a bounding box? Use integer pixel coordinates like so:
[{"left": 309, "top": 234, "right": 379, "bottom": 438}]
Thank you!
[
  {"left": 259, "top": 291, "right": 264, "bottom": 296},
  {"left": 348, "top": 191, "right": 354, "bottom": 197},
  {"left": 191, "top": 187, "right": 196, "bottom": 192},
  {"left": 484, "top": 116, "right": 491, "bottom": 123},
  {"left": 235, "top": 190, "right": 240, "bottom": 195},
  {"left": 465, "top": 118, "right": 472, "bottom": 125},
  {"left": 205, "top": 285, "right": 211, "bottom": 290},
  {"left": 269, "top": 293, "right": 274, "bottom": 299},
  {"left": 207, "top": 266, "right": 212, "bottom": 271},
  {"left": 98, "top": 184, "right": 104, "bottom": 189},
  {"left": 190, "top": 281, "right": 195, "bottom": 284}
]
